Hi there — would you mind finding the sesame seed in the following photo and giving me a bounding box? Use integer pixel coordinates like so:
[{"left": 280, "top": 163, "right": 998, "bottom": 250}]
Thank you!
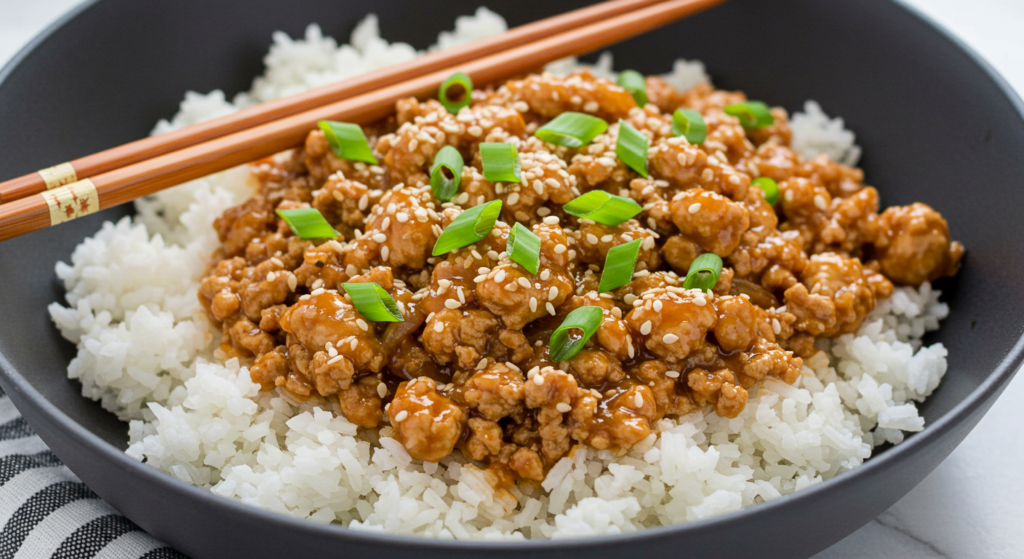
[
  {"left": 518, "top": 277, "right": 531, "bottom": 288},
  {"left": 548, "top": 286, "right": 559, "bottom": 301},
  {"left": 434, "top": 321, "right": 445, "bottom": 332},
  {"left": 287, "top": 274, "right": 298, "bottom": 291},
  {"left": 311, "top": 287, "right": 325, "bottom": 296},
  {"left": 546, "top": 302, "right": 556, "bottom": 315},
  {"left": 358, "top": 195, "right": 369, "bottom": 210},
  {"left": 357, "top": 319, "right": 369, "bottom": 331},
  {"left": 688, "top": 202, "right": 701, "bottom": 214},
  {"left": 471, "top": 250, "right": 482, "bottom": 260},
  {"left": 394, "top": 410, "right": 408, "bottom": 422},
  {"left": 381, "top": 246, "right": 390, "bottom": 261},
  {"left": 266, "top": 271, "right": 277, "bottom": 282},
  {"left": 586, "top": 234, "right": 599, "bottom": 244},
  {"left": 556, "top": 403, "right": 572, "bottom": 413},
  {"left": 624, "top": 294, "right": 637, "bottom": 305},
  {"left": 600, "top": 234, "right": 613, "bottom": 243},
  {"left": 540, "top": 270, "right": 551, "bottom": 281},
  {"left": 666, "top": 370, "right": 680, "bottom": 379},
  {"left": 694, "top": 296, "right": 707, "bottom": 306},
  {"left": 530, "top": 297, "right": 538, "bottom": 312},
  {"left": 543, "top": 216, "right": 560, "bottom": 225},
  {"left": 663, "top": 333, "right": 679, "bottom": 344},
  {"left": 327, "top": 346, "right": 338, "bottom": 357},
  {"left": 785, "top": 190, "right": 795, "bottom": 203},
  {"left": 653, "top": 300, "right": 663, "bottom": 312},
  {"left": 772, "top": 318, "right": 782, "bottom": 335},
  {"left": 639, "top": 320, "right": 652, "bottom": 335},
  {"left": 327, "top": 354, "right": 343, "bottom": 365},
  {"left": 633, "top": 392, "right": 643, "bottom": 408},
  {"left": 457, "top": 287, "right": 466, "bottom": 303},
  {"left": 533, "top": 374, "right": 545, "bottom": 386},
  {"left": 507, "top": 192, "right": 520, "bottom": 205},
  {"left": 814, "top": 194, "right": 828, "bottom": 210},
  {"left": 611, "top": 307, "right": 623, "bottom": 319},
  {"left": 477, "top": 358, "right": 488, "bottom": 370},
  {"left": 444, "top": 299, "right": 461, "bottom": 309},
  {"left": 372, "top": 233, "right": 387, "bottom": 243},
  {"left": 584, "top": 101, "right": 599, "bottom": 113},
  {"left": 350, "top": 339, "right": 358, "bottom": 350},
  {"left": 554, "top": 244, "right": 567, "bottom": 254},
  {"left": 312, "top": 279, "right": 324, "bottom": 290},
  {"left": 495, "top": 269, "right": 506, "bottom": 282},
  {"left": 474, "top": 275, "right": 487, "bottom": 283},
  {"left": 377, "top": 383, "right": 387, "bottom": 398}
]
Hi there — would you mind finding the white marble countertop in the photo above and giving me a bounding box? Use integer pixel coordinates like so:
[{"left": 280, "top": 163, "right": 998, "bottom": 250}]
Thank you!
[{"left": 1, "top": 1, "right": 1022, "bottom": 557}]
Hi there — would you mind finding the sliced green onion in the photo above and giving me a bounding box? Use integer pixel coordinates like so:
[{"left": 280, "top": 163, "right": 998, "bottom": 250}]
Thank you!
[
  {"left": 683, "top": 253, "right": 723, "bottom": 291},
  {"left": 432, "top": 200, "right": 503, "bottom": 256},
  {"left": 318, "top": 121, "right": 378, "bottom": 164},
  {"left": 617, "top": 70, "right": 648, "bottom": 107},
  {"left": 439, "top": 72, "right": 473, "bottom": 114},
  {"left": 342, "top": 282, "right": 403, "bottom": 322},
  {"left": 672, "top": 109, "right": 707, "bottom": 144},
  {"left": 550, "top": 306, "right": 604, "bottom": 362},
  {"left": 724, "top": 101, "right": 774, "bottom": 129},
  {"left": 534, "top": 112, "right": 608, "bottom": 148},
  {"left": 430, "top": 145, "right": 464, "bottom": 202},
  {"left": 562, "top": 191, "right": 642, "bottom": 226},
  {"left": 276, "top": 208, "right": 339, "bottom": 239},
  {"left": 506, "top": 222, "right": 541, "bottom": 275},
  {"left": 615, "top": 120, "right": 649, "bottom": 177},
  {"left": 752, "top": 177, "right": 779, "bottom": 205},
  {"left": 598, "top": 238, "right": 643, "bottom": 293},
  {"left": 480, "top": 142, "right": 521, "bottom": 183}
]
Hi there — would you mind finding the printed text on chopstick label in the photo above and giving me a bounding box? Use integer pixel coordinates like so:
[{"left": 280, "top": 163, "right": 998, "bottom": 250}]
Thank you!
[
  {"left": 43, "top": 179, "right": 98, "bottom": 226},
  {"left": 37, "top": 163, "right": 78, "bottom": 190}
]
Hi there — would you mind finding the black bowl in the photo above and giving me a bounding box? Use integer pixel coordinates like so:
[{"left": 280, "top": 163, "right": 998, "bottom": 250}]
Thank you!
[{"left": 1, "top": 0, "right": 1022, "bottom": 557}]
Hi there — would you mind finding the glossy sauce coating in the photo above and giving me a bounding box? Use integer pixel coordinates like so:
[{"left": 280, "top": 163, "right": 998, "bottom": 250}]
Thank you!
[{"left": 199, "top": 70, "right": 963, "bottom": 480}]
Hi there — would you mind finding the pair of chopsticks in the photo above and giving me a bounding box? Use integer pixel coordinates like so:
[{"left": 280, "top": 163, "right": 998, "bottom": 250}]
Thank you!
[{"left": 0, "top": 0, "right": 724, "bottom": 242}]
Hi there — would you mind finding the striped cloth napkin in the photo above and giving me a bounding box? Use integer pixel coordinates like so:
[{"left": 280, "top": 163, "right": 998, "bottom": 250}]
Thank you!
[{"left": 0, "top": 388, "right": 185, "bottom": 558}]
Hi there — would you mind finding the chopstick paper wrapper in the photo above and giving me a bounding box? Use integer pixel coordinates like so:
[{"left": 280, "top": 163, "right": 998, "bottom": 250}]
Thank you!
[{"left": 43, "top": 179, "right": 98, "bottom": 225}]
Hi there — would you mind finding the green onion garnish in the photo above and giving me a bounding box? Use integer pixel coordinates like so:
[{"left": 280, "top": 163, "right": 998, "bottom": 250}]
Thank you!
[
  {"left": 480, "top": 142, "right": 521, "bottom": 183},
  {"left": 439, "top": 72, "right": 473, "bottom": 114},
  {"left": 616, "top": 70, "right": 648, "bottom": 107},
  {"left": 724, "top": 101, "right": 774, "bottom": 129},
  {"left": 682, "top": 253, "right": 723, "bottom": 291},
  {"left": 534, "top": 112, "right": 608, "bottom": 148},
  {"left": 342, "top": 282, "right": 403, "bottom": 322},
  {"left": 550, "top": 306, "right": 604, "bottom": 362},
  {"left": 318, "top": 121, "right": 379, "bottom": 164},
  {"left": 562, "top": 191, "right": 642, "bottom": 226},
  {"left": 671, "top": 109, "right": 707, "bottom": 144},
  {"left": 506, "top": 222, "right": 541, "bottom": 275},
  {"left": 598, "top": 238, "right": 643, "bottom": 293},
  {"left": 276, "top": 208, "right": 339, "bottom": 240},
  {"left": 430, "top": 145, "right": 464, "bottom": 202},
  {"left": 432, "top": 200, "right": 503, "bottom": 256},
  {"left": 615, "top": 120, "right": 649, "bottom": 177},
  {"left": 752, "top": 177, "right": 779, "bottom": 205}
]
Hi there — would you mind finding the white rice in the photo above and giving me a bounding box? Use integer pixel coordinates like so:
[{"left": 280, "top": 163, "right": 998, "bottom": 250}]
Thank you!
[{"left": 47, "top": 10, "right": 949, "bottom": 539}]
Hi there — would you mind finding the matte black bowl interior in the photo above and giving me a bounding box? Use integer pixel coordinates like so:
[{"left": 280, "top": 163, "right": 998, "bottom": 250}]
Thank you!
[{"left": 1, "top": 0, "right": 1022, "bottom": 557}]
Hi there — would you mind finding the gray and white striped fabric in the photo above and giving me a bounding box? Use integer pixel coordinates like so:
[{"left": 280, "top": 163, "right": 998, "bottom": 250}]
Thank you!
[{"left": 0, "top": 389, "right": 186, "bottom": 559}]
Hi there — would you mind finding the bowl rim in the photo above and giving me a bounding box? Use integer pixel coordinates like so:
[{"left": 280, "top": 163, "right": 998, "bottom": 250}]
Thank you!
[{"left": 1, "top": 0, "right": 1023, "bottom": 551}]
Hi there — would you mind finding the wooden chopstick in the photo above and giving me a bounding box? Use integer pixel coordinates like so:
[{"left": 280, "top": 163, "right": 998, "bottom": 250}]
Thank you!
[
  {"left": 0, "top": 0, "right": 672, "bottom": 205},
  {"left": 0, "top": 0, "right": 723, "bottom": 242}
]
